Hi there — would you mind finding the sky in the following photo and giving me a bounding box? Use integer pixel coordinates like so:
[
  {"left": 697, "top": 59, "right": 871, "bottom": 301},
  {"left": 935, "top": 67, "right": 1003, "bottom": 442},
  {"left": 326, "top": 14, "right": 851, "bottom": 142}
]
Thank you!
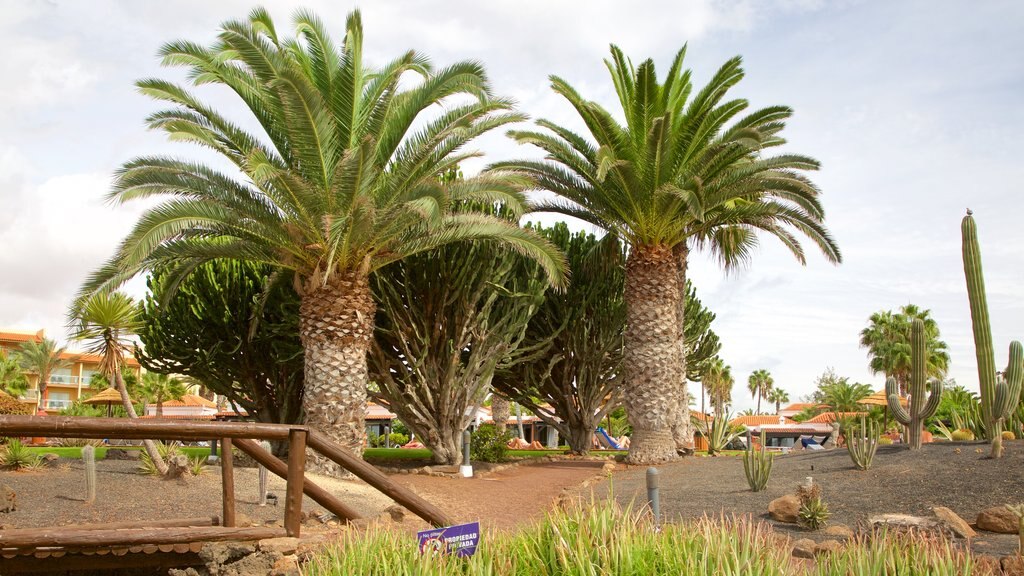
[{"left": 1, "top": 0, "right": 1022, "bottom": 411}]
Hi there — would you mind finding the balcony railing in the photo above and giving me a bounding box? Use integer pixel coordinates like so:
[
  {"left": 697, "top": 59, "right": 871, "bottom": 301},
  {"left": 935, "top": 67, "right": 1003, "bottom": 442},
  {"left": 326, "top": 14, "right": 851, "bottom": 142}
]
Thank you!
[
  {"left": 44, "top": 399, "right": 73, "bottom": 410},
  {"left": 47, "top": 375, "right": 79, "bottom": 385}
]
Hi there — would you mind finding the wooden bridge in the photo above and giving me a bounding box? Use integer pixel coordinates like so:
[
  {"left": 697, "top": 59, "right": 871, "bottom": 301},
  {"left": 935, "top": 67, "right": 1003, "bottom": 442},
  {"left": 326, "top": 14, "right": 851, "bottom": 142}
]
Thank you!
[{"left": 0, "top": 416, "right": 453, "bottom": 573}]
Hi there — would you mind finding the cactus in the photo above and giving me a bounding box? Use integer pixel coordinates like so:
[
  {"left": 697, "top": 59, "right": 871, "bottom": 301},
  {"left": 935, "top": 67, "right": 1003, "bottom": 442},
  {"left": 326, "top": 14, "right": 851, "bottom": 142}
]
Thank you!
[
  {"left": 1007, "top": 504, "right": 1024, "bottom": 553},
  {"left": 742, "top": 430, "right": 773, "bottom": 491},
  {"left": 846, "top": 415, "right": 880, "bottom": 470},
  {"left": 962, "top": 210, "right": 1023, "bottom": 458},
  {"left": 82, "top": 445, "right": 96, "bottom": 504},
  {"left": 886, "top": 318, "right": 942, "bottom": 449}
]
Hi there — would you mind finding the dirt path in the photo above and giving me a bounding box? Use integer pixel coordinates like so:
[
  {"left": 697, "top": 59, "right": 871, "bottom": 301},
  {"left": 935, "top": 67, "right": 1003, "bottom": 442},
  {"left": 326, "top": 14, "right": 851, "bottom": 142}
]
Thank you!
[{"left": 389, "top": 460, "right": 608, "bottom": 531}]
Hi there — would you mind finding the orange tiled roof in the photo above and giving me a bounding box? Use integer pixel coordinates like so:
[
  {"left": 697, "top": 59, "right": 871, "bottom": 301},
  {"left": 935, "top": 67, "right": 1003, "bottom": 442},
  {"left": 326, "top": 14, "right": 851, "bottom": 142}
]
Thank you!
[
  {"left": 781, "top": 402, "right": 819, "bottom": 412},
  {"left": 159, "top": 394, "right": 217, "bottom": 408},
  {"left": 0, "top": 330, "right": 44, "bottom": 344},
  {"left": 730, "top": 415, "right": 796, "bottom": 427},
  {"left": 805, "top": 411, "right": 868, "bottom": 424}
]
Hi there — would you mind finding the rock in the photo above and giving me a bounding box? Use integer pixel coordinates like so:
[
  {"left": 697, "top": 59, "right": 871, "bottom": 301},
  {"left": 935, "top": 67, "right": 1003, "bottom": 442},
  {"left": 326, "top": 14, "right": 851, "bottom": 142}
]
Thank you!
[
  {"left": 164, "top": 455, "right": 190, "bottom": 479},
  {"left": 236, "top": 513, "right": 254, "bottom": 527},
  {"left": 271, "top": 554, "right": 300, "bottom": 576},
  {"left": 931, "top": 506, "right": 976, "bottom": 538},
  {"left": 791, "top": 538, "right": 816, "bottom": 559},
  {"left": 105, "top": 448, "right": 140, "bottom": 460},
  {"left": 769, "top": 494, "right": 801, "bottom": 524},
  {"left": 258, "top": 537, "right": 299, "bottom": 555},
  {"left": 814, "top": 539, "right": 845, "bottom": 555},
  {"left": 1003, "top": 555, "right": 1024, "bottom": 576},
  {"left": 385, "top": 504, "right": 407, "bottom": 523},
  {"left": 868, "top": 513, "right": 941, "bottom": 534},
  {"left": 976, "top": 506, "right": 1018, "bottom": 534},
  {"left": 41, "top": 453, "right": 60, "bottom": 466},
  {"left": 823, "top": 524, "right": 854, "bottom": 539},
  {"left": 1, "top": 485, "right": 15, "bottom": 513}
]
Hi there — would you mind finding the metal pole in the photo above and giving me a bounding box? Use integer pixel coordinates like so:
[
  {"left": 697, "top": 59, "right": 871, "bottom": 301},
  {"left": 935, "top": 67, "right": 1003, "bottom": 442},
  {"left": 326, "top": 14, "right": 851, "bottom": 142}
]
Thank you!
[
  {"left": 460, "top": 429, "right": 473, "bottom": 478},
  {"left": 646, "top": 467, "right": 660, "bottom": 526}
]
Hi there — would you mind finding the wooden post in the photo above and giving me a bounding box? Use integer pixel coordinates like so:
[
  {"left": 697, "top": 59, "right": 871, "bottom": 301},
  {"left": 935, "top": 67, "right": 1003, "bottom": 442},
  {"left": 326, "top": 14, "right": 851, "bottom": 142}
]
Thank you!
[
  {"left": 284, "top": 429, "right": 306, "bottom": 537},
  {"left": 221, "top": 438, "right": 235, "bottom": 528}
]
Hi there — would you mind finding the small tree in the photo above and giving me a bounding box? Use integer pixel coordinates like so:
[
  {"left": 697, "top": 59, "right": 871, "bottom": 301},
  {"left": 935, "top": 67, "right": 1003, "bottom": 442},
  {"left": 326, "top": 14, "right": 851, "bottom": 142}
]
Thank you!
[
  {"left": 18, "top": 338, "right": 69, "bottom": 407},
  {"left": 139, "top": 373, "right": 187, "bottom": 417},
  {"left": 0, "top": 350, "right": 28, "bottom": 398}
]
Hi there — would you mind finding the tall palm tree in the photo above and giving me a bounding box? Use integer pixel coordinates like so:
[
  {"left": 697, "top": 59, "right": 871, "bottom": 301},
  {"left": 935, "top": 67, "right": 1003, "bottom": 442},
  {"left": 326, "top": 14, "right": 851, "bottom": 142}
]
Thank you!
[
  {"left": 859, "top": 304, "right": 949, "bottom": 395},
  {"left": 18, "top": 338, "right": 70, "bottom": 409},
  {"left": 703, "top": 357, "right": 734, "bottom": 417},
  {"left": 499, "top": 45, "right": 840, "bottom": 462},
  {"left": 69, "top": 292, "right": 168, "bottom": 475},
  {"left": 767, "top": 387, "right": 790, "bottom": 415},
  {"left": 747, "top": 369, "right": 774, "bottom": 414},
  {"left": 73, "top": 9, "right": 565, "bottom": 471},
  {"left": 139, "top": 372, "right": 187, "bottom": 417}
]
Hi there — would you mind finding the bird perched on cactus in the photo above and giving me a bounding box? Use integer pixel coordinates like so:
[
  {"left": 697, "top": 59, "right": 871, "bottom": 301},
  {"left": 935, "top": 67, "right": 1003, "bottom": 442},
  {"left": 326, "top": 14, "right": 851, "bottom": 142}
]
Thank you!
[
  {"left": 886, "top": 318, "right": 942, "bottom": 449},
  {"left": 962, "top": 210, "right": 1023, "bottom": 458}
]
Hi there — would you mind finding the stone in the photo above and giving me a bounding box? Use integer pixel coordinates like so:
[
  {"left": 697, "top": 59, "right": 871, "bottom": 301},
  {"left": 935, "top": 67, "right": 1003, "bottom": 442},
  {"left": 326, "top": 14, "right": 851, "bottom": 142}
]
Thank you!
[
  {"left": 976, "top": 506, "right": 1018, "bottom": 534},
  {"left": 868, "top": 513, "right": 941, "bottom": 534},
  {"left": 41, "top": 453, "right": 60, "bottom": 466},
  {"left": 385, "top": 504, "right": 407, "bottom": 522},
  {"left": 931, "top": 506, "right": 976, "bottom": 539},
  {"left": 768, "top": 494, "right": 801, "bottom": 524},
  {"left": 814, "top": 539, "right": 845, "bottom": 555},
  {"left": 164, "top": 455, "right": 190, "bottom": 480},
  {"left": 105, "top": 448, "right": 140, "bottom": 460},
  {"left": 1, "top": 485, "right": 15, "bottom": 513},
  {"left": 236, "top": 513, "right": 254, "bottom": 527},
  {"left": 271, "top": 554, "right": 300, "bottom": 576},
  {"left": 258, "top": 537, "right": 299, "bottom": 555},
  {"left": 791, "top": 538, "right": 816, "bottom": 559},
  {"left": 822, "top": 524, "right": 854, "bottom": 539},
  {"left": 1003, "top": 555, "right": 1024, "bottom": 576}
]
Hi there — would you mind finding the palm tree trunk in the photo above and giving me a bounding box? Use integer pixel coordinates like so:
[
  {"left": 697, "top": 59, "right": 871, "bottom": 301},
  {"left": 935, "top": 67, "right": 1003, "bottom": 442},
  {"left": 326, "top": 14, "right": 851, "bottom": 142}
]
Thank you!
[
  {"left": 491, "top": 395, "right": 510, "bottom": 435},
  {"left": 624, "top": 245, "right": 684, "bottom": 464},
  {"left": 114, "top": 372, "right": 167, "bottom": 475},
  {"left": 670, "top": 243, "right": 693, "bottom": 453},
  {"left": 299, "top": 271, "right": 374, "bottom": 476},
  {"left": 756, "top": 392, "right": 762, "bottom": 415}
]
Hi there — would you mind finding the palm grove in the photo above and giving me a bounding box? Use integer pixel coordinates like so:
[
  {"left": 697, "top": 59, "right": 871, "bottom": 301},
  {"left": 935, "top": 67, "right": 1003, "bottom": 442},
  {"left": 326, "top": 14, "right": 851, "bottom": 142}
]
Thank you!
[{"left": 72, "top": 8, "right": 839, "bottom": 469}]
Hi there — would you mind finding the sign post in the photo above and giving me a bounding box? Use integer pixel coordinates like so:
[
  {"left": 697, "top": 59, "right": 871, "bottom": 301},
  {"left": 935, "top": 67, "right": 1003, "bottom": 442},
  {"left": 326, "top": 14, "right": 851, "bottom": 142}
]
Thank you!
[{"left": 460, "top": 429, "right": 473, "bottom": 478}]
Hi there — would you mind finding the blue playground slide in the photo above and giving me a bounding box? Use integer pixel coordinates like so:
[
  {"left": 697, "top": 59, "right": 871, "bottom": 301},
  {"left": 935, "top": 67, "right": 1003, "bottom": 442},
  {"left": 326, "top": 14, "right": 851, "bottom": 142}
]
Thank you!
[{"left": 595, "top": 427, "right": 622, "bottom": 450}]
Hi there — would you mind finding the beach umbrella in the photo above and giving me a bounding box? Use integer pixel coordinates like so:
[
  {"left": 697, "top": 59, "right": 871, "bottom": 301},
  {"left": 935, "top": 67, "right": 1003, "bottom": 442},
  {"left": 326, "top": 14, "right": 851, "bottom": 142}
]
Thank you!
[
  {"left": 859, "top": 390, "right": 907, "bottom": 433},
  {"left": 83, "top": 387, "right": 128, "bottom": 417}
]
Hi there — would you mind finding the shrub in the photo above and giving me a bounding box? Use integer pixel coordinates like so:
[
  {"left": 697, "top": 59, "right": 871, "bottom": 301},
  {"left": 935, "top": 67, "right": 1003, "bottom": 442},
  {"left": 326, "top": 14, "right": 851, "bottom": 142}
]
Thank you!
[
  {"left": 188, "top": 454, "right": 207, "bottom": 476},
  {"left": 878, "top": 437, "right": 894, "bottom": 445},
  {"left": 743, "top": 431, "right": 773, "bottom": 491},
  {"left": 0, "top": 394, "right": 33, "bottom": 415},
  {"left": 797, "top": 480, "right": 829, "bottom": 531},
  {"left": 138, "top": 442, "right": 182, "bottom": 476},
  {"left": 55, "top": 437, "right": 104, "bottom": 448},
  {"left": 951, "top": 429, "right": 975, "bottom": 441},
  {"left": 470, "top": 424, "right": 509, "bottom": 463},
  {"left": 697, "top": 413, "right": 742, "bottom": 456},
  {"left": 1001, "top": 430, "right": 1016, "bottom": 441},
  {"left": 369, "top": 432, "right": 411, "bottom": 448},
  {"left": 1, "top": 439, "right": 42, "bottom": 469}
]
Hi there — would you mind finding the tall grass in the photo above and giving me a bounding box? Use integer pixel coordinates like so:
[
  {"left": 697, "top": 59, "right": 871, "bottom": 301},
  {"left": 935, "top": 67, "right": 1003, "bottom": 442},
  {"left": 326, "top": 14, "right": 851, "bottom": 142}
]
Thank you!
[{"left": 304, "top": 499, "right": 981, "bottom": 576}]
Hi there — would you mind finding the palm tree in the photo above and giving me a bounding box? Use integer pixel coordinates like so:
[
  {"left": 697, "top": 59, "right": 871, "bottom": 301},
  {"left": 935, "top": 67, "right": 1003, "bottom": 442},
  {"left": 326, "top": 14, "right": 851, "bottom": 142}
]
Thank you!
[
  {"left": 69, "top": 292, "right": 168, "bottom": 475},
  {"left": 0, "top": 350, "right": 29, "bottom": 398},
  {"left": 747, "top": 369, "right": 774, "bottom": 414},
  {"left": 139, "top": 372, "right": 187, "bottom": 417},
  {"left": 499, "top": 45, "right": 840, "bottom": 462},
  {"left": 859, "top": 305, "right": 949, "bottom": 395},
  {"left": 18, "top": 338, "right": 70, "bottom": 409},
  {"left": 703, "top": 357, "right": 734, "bottom": 417},
  {"left": 72, "top": 9, "right": 565, "bottom": 470},
  {"left": 815, "top": 377, "right": 872, "bottom": 413},
  {"left": 766, "top": 387, "right": 790, "bottom": 414}
]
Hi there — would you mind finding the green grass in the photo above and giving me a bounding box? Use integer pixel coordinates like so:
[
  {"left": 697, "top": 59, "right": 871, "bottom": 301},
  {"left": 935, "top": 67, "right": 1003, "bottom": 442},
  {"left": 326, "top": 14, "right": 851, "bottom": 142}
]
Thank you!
[
  {"left": 362, "top": 447, "right": 627, "bottom": 463},
  {"left": 25, "top": 446, "right": 216, "bottom": 460},
  {"left": 304, "top": 498, "right": 979, "bottom": 575}
]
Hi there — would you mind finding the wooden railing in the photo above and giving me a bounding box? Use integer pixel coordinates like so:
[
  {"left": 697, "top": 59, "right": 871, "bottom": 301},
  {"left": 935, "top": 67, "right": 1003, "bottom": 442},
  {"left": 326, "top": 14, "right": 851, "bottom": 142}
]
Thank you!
[{"left": 0, "top": 415, "right": 453, "bottom": 553}]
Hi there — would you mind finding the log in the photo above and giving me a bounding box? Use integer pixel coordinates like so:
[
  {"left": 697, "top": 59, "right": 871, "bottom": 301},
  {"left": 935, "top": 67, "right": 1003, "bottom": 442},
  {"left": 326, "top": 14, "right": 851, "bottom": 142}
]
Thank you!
[
  {"left": 0, "top": 415, "right": 302, "bottom": 441},
  {"left": 0, "top": 551, "right": 205, "bottom": 573},
  {"left": 221, "top": 438, "right": 235, "bottom": 528},
  {"left": 0, "top": 526, "right": 285, "bottom": 549},
  {"left": 307, "top": 430, "right": 454, "bottom": 527},
  {"left": 0, "top": 517, "right": 220, "bottom": 533},
  {"left": 233, "top": 438, "right": 362, "bottom": 523},
  {"left": 284, "top": 430, "right": 306, "bottom": 537}
]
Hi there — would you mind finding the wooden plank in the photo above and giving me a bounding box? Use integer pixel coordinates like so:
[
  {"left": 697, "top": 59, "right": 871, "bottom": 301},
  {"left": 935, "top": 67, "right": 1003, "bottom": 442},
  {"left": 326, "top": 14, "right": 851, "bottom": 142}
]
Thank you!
[
  {"left": 7, "top": 517, "right": 220, "bottom": 532},
  {"left": 0, "top": 526, "right": 285, "bottom": 549},
  {"left": 284, "top": 429, "right": 307, "bottom": 537},
  {"left": 0, "top": 415, "right": 302, "bottom": 441},
  {"left": 233, "top": 438, "right": 362, "bottom": 523},
  {"left": 221, "top": 438, "right": 236, "bottom": 528},
  {"left": 0, "top": 551, "right": 204, "bottom": 573},
  {"left": 307, "top": 430, "right": 455, "bottom": 527}
]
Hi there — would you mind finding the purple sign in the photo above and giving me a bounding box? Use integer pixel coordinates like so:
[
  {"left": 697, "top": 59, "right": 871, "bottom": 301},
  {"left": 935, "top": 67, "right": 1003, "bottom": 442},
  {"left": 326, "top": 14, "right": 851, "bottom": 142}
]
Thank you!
[{"left": 417, "top": 521, "right": 480, "bottom": 557}]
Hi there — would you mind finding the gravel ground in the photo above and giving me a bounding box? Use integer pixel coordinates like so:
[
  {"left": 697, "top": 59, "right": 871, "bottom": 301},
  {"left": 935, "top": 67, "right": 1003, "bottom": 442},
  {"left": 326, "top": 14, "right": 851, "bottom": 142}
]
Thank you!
[
  {"left": 0, "top": 458, "right": 393, "bottom": 529},
  {"left": 598, "top": 441, "right": 1024, "bottom": 555}
]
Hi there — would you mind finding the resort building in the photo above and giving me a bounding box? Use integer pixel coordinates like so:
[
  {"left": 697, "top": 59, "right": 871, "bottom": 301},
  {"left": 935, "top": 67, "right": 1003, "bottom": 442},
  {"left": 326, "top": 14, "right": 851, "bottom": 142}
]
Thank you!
[{"left": 0, "top": 329, "right": 142, "bottom": 412}]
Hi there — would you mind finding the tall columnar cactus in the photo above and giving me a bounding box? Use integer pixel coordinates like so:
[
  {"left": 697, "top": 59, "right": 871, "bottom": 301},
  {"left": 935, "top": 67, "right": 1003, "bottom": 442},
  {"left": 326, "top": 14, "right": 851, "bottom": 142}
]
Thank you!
[
  {"left": 962, "top": 210, "right": 1023, "bottom": 457},
  {"left": 82, "top": 445, "right": 96, "bottom": 504},
  {"left": 887, "top": 318, "right": 942, "bottom": 449}
]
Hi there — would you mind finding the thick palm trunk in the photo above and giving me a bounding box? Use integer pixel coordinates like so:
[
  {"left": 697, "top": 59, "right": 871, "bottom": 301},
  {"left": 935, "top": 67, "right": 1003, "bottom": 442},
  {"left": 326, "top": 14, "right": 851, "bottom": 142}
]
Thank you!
[
  {"left": 756, "top": 393, "right": 762, "bottom": 415},
  {"left": 299, "top": 271, "right": 374, "bottom": 476},
  {"left": 491, "top": 395, "right": 511, "bottom": 435},
  {"left": 624, "top": 245, "right": 684, "bottom": 464},
  {"left": 670, "top": 243, "right": 693, "bottom": 453},
  {"left": 114, "top": 372, "right": 167, "bottom": 475}
]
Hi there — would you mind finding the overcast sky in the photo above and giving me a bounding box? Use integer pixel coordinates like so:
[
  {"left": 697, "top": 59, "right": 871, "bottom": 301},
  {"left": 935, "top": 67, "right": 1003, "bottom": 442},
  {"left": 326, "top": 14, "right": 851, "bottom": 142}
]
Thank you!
[{"left": 2, "top": 0, "right": 1022, "bottom": 411}]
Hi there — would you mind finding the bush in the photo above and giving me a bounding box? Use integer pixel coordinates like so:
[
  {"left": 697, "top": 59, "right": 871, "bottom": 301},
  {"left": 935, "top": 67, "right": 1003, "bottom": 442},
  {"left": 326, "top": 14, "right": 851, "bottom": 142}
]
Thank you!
[
  {"left": 951, "top": 429, "right": 975, "bottom": 441},
  {"left": 369, "top": 432, "right": 410, "bottom": 448},
  {"left": 878, "top": 437, "right": 894, "bottom": 445},
  {"left": 138, "top": 442, "right": 182, "bottom": 476},
  {"left": 1, "top": 439, "right": 42, "bottom": 469},
  {"left": 797, "top": 481, "right": 830, "bottom": 531},
  {"left": 0, "top": 394, "right": 33, "bottom": 415},
  {"left": 470, "top": 424, "right": 509, "bottom": 463}
]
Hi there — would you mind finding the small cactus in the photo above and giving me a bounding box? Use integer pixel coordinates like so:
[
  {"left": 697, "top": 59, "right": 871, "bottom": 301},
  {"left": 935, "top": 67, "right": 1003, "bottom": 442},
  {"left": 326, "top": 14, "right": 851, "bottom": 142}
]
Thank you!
[
  {"left": 847, "top": 415, "right": 880, "bottom": 470},
  {"left": 951, "top": 429, "right": 975, "bottom": 442},
  {"left": 742, "top": 430, "right": 773, "bottom": 491},
  {"left": 886, "top": 318, "right": 942, "bottom": 449},
  {"left": 82, "top": 445, "right": 96, "bottom": 504},
  {"left": 1007, "top": 504, "right": 1024, "bottom": 553}
]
